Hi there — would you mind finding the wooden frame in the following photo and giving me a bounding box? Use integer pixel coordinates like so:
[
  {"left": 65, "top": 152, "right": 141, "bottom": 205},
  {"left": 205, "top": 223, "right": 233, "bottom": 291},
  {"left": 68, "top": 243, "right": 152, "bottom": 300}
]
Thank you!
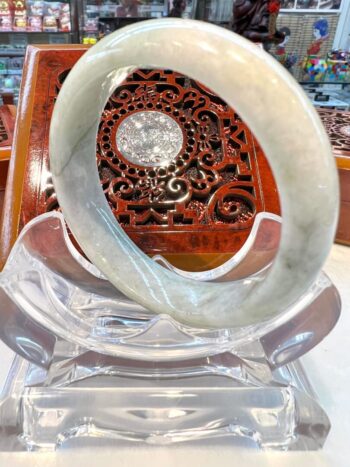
[
  {"left": 0, "top": 44, "right": 280, "bottom": 271},
  {"left": 1, "top": 44, "right": 349, "bottom": 274}
]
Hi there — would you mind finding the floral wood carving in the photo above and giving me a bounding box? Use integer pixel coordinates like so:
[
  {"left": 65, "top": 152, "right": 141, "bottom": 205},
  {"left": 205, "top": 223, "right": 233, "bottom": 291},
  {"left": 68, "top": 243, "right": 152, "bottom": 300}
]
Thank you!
[
  {"left": 0, "top": 116, "right": 8, "bottom": 146},
  {"left": 50, "top": 69, "right": 265, "bottom": 231},
  {"left": 0, "top": 105, "right": 14, "bottom": 148},
  {"left": 10, "top": 46, "right": 278, "bottom": 259}
]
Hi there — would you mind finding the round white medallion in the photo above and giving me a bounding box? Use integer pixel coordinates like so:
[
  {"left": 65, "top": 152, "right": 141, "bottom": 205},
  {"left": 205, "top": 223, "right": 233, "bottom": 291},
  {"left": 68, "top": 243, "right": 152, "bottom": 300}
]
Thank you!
[
  {"left": 116, "top": 111, "right": 183, "bottom": 166},
  {"left": 340, "top": 125, "right": 350, "bottom": 137}
]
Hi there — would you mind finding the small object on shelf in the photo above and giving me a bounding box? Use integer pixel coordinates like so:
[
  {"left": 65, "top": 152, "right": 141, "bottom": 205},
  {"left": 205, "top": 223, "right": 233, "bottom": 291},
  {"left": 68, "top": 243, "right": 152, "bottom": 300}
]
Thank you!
[
  {"left": 168, "top": 0, "right": 187, "bottom": 17},
  {"left": 0, "top": 57, "right": 7, "bottom": 72},
  {"left": 59, "top": 2, "right": 70, "bottom": 31},
  {"left": 315, "top": 92, "right": 329, "bottom": 102},
  {"left": 27, "top": 14, "right": 42, "bottom": 31},
  {"left": 8, "top": 56, "right": 24, "bottom": 70},
  {"left": 13, "top": 0, "right": 27, "bottom": 31},
  {"left": 0, "top": 0, "right": 12, "bottom": 31},
  {"left": 46, "top": 1, "right": 62, "bottom": 19},
  {"left": 281, "top": 0, "right": 294, "bottom": 8},
  {"left": 318, "top": 0, "right": 334, "bottom": 8},
  {"left": 0, "top": 0, "right": 72, "bottom": 32},
  {"left": 304, "top": 57, "right": 328, "bottom": 82},
  {"left": 296, "top": 0, "right": 318, "bottom": 8},
  {"left": 43, "top": 14, "right": 58, "bottom": 31},
  {"left": 84, "top": 17, "right": 98, "bottom": 33},
  {"left": 116, "top": 0, "right": 139, "bottom": 17},
  {"left": 1, "top": 91, "right": 14, "bottom": 104},
  {"left": 28, "top": 0, "right": 44, "bottom": 16},
  {"left": 13, "top": 16, "right": 27, "bottom": 31},
  {"left": 325, "top": 50, "right": 350, "bottom": 82},
  {"left": 82, "top": 35, "right": 97, "bottom": 44}
]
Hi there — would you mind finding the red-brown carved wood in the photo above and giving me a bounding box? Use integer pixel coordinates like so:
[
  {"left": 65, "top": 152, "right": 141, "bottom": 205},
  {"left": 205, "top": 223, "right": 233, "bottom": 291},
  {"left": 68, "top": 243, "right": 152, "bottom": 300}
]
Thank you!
[
  {"left": 317, "top": 108, "right": 350, "bottom": 159},
  {"left": 2, "top": 45, "right": 350, "bottom": 269},
  {"left": 0, "top": 104, "right": 15, "bottom": 152},
  {"left": 0, "top": 45, "right": 280, "bottom": 271}
]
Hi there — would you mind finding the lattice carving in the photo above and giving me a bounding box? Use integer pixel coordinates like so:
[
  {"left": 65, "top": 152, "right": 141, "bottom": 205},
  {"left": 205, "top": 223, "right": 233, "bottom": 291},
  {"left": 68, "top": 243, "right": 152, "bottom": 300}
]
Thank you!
[
  {"left": 317, "top": 109, "right": 350, "bottom": 157},
  {"left": 50, "top": 69, "right": 264, "bottom": 230},
  {"left": 0, "top": 105, "right": 15, "bottom": 149},
  {"left": 0, "top": 114, "right": 9, "bottom": 146}
]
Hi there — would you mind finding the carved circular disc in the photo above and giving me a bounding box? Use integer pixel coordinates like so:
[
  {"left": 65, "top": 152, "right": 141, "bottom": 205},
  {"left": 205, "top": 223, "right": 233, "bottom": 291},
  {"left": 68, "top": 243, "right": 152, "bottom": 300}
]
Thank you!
[
  {"left": 116, "top": 111, "right": 183, "bottom": 166},
  {"left": 339, "top": 125, "right": 350, "bottom": 137}
]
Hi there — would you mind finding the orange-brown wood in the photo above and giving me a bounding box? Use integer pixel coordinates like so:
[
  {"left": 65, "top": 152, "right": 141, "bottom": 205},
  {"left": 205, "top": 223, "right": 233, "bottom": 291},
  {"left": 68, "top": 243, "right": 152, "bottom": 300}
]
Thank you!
[
  {"left": 0, "top": 104, "right": 16, "bottom": 226},
  {"left": 0, "top": 45, "right": 281, "bottom": 271},
  {"left": 0, "top": 104, "right": 15, "bottom": 160},
  {"left": 0, "top": 46, "right": 89, "bottom": 269}
]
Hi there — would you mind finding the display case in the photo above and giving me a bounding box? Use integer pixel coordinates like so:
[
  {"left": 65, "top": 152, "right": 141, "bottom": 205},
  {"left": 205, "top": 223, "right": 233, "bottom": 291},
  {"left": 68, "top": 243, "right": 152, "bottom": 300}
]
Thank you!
[
  {"left": 0, "top": 0, "right": 78, "bottom": 103},
  {"left": 78, "top": 0, "right": 195, "bottom": 43},
  {"left": 194, "top": 0, "right": 233, "bottom": 23}
]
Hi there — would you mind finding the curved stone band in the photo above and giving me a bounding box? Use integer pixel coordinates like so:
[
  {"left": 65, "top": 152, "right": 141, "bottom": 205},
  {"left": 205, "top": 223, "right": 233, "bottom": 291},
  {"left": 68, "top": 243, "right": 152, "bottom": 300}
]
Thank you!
[{"left": 50, "top": 19, "right": 339, "bottom": 329}]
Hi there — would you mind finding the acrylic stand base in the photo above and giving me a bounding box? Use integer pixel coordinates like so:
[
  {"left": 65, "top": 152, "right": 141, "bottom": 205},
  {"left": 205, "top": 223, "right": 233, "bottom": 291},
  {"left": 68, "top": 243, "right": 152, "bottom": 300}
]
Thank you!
[
  {"left": 0, "top": 346, "right": 330, "bottom": 452},
  {"left": 0, "top": 212, "right": 340, "bottom": 452}
]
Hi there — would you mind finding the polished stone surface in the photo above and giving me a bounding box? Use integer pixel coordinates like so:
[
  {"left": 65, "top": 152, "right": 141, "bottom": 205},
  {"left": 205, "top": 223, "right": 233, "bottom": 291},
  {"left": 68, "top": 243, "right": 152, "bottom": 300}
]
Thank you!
[
  {"left": 116, "top": 111, "right": 183, "bottom": 166},
  {"left": 49, "top": 19, "right": 339, "bottom": 328}
]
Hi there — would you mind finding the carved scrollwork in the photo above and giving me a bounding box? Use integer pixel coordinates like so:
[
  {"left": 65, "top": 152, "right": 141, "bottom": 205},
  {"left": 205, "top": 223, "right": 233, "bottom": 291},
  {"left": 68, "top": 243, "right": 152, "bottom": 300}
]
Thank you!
[
  {"left": 0, "top": 114, "right": 9, "bottom": 146},
  {"left": 317, "top": 109, "right": 350, "bottom": 156},
  {"left": 50, "top": 68, "right": 262, "bottom": 230},
  {"left": 208, "top": 183, "right": 255, "bottom": 225}
]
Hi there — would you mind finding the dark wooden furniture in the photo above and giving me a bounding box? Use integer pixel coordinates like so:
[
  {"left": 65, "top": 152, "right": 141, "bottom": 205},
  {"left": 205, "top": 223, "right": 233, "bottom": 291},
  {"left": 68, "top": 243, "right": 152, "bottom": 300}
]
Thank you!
[{"left": 0, "top": 45, "right": 280, "bottom": 271}]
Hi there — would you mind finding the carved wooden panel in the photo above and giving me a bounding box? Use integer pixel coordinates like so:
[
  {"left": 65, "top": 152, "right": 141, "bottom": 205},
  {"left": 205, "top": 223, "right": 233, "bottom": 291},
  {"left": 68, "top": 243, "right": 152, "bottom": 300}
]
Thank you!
[
  {"left": 1, "top": 45, "right": 349, "bottom": 267},
  {"left": 317, "top": 108, "right": 350, "bottom": 246},
  {"left": 317, "top": 108, "right": 350, "bottom": 158},
  {"left": 0, "top": 105, "right": 15, "bottom": 150},
  {"left": 0, "top": 45, "right": 279, "bottom": 270},
  {"left": 0, "top": 115, "right": 9, "bottom": 148},
  {"left": 50, "top": 68, "right": 267, "bottom": 234}
]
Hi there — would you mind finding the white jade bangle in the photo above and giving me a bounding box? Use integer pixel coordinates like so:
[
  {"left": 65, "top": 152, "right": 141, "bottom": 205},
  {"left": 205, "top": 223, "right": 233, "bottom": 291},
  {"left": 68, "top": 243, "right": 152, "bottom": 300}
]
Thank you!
[{"left": 50, "top": 19, "right": 339, "bottom": 329}]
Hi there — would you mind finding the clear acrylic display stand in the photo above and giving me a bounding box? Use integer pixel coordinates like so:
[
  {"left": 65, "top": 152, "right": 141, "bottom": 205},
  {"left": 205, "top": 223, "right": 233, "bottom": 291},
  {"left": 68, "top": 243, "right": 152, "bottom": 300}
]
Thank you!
[{"left": 0, "top": 211, "right": 341, "bottom": 451}]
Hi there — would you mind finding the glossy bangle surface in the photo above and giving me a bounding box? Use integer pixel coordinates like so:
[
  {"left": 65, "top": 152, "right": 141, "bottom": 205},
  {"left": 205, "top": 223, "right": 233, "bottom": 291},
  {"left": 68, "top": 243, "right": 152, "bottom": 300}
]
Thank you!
[{"left": 50, "top": 19, "right": 339, "bottom": 328}]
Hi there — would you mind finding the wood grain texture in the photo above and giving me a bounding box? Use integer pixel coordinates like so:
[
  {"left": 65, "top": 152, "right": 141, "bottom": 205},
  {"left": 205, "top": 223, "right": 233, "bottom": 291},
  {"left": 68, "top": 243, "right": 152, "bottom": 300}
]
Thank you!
[
  {"left": 0, "top": 46, "right": 87, "bottom": 269},
  {"left": 0, "top": 45, "right": 280, "bottom": 271},
  {"left": 1, "top": 45, "right": 349, "bottom": 272},
  {"left": 0, "top": 104, "right": 15, "bottom": 161}
]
